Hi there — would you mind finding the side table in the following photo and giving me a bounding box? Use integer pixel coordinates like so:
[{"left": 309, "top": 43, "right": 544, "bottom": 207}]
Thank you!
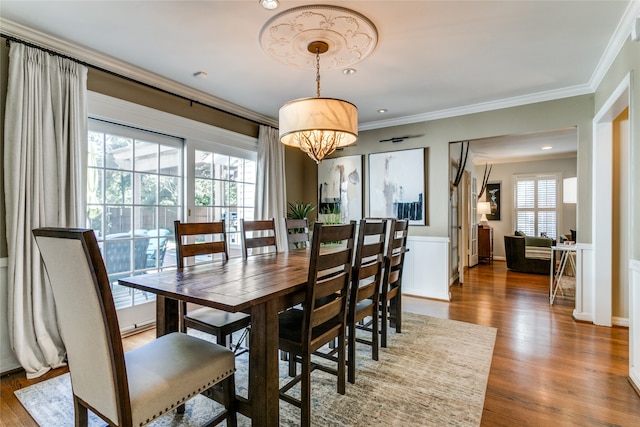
[{"left": 550, "top": 244, "right": 577, "bottom": 305}]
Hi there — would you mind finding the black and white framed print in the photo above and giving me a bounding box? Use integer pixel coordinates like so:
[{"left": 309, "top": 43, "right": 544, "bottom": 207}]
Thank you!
[
  {"left": 368, "top": 148, "right": 428, "bottom": 225},
  {"left": 317, "top": 155, "right": 363, "bottom": 223}
]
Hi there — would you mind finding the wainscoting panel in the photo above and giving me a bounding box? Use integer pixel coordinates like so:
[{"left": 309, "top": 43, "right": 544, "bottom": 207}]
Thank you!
[
  {"left": 630, "top": 259, "right": 640, "bottom": 393},
  {"left": 0, "top": 258, "right": 21, "bottom": 373},
  {"left": 402, "top": 236, "right": 451, "bottom": 301},
  {"left": 573, "top": 244, "right": 594, "bottom": 323}
]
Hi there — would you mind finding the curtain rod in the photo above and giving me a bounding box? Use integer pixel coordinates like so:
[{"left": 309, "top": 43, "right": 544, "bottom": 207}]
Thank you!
[{"left": 1, "top": 33, "right": 268, "bottom": 128}]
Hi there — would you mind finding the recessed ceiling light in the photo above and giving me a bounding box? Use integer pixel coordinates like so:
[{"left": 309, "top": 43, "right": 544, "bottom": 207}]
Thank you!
[
  {"left": 541, "top": 146, "right": 552, "bottom": 150},
  {"left": 342, "top": 68, "right": 356, "bottom": 75},
  {"left": 193, "top": 71, "right": 208, "bottom": 79},
  {"left": 259, "top": 0, "right": 279, "bottom": 10},
  {"left": 377, "top": 109, "right": 388, "bottom": 113}
]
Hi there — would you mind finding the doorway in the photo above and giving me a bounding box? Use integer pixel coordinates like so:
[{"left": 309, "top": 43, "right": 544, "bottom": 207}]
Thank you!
[{"left": 592, "top": 73, "right": 631, "bottom": 327}]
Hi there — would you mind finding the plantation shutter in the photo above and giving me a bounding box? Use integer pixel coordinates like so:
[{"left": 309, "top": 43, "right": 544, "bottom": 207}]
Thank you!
[{"left": 514, "top": 174, "right": 559, "bottom": 239}]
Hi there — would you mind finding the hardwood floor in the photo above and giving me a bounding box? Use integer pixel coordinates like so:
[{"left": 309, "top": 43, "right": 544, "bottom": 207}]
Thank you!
[
  {"left": 2, "top": 261, "right": 639, "bottom": 426},
  {"left": 405, "top": 261, "right": 640, "bottom": 427}
]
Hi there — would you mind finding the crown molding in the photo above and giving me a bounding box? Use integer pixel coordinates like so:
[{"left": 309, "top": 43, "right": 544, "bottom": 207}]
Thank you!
[
  {"left": 359, "top": 83, "right": 593, "bottom": 131},
  {"left": 588, "top": 0, "right": 640, "bottom": 91},
  {"left": 360, "top": 1, "right": 640, "bottom": 132},
  {"left": 0, "top": 18, "right": 278, "bottom": 128}
]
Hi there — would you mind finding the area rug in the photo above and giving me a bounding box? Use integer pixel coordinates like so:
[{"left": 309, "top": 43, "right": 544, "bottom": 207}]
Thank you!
[{"left": 15, "top": 313, "right": 496, "bottom": 426}]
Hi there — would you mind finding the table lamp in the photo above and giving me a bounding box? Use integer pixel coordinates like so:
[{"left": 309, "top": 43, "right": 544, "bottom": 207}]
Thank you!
[{"left": 478, "top": 202, "right": 491, "bottom": 227}]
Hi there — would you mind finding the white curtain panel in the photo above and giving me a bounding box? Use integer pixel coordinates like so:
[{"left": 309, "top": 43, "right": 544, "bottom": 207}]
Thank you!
[
  {"left": 4, "top": 43, "right": 88, "bottom": 378},
  {"left": 255, "top": 125, "right": 287, "bottom": 251}
]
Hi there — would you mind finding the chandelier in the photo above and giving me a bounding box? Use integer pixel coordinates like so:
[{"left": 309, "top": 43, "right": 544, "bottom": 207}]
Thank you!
[
  {"left": 279, "top": 41, "right": 357, "bottom": 163},
  {"left": 259, "top": 4, "right": 378, "bottom": 163}
]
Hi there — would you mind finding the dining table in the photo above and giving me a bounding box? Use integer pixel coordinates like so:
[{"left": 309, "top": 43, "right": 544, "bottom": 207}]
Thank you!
[{"left": 118, "top": 249, "right": 311, "bottom": 427}]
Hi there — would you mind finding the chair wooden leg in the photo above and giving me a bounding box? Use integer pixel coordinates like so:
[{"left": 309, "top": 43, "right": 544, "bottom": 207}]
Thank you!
[
  {"left": 224, "top": 375, "right": 238, "bottom": 427},
  {"left": 177, "top": 403, "right": 186, "bottom": 414},
  {"left": 347, "top": 320, "right": 356, "bottom": 384},
  {"left": 216, "top": 332, "right": 228, "bottom": 349},
  {"left": 395, "top": 293, "right": 402, "bottom": 334},
  {"left": 381, "top": 301, "right": 388, "bottom": 348},
  {"left": 73, "top": 396, "right": 88, "bottom": 427},
  {"left": 180, "top": 301, "right": 188, "bottom": 333},
  {"left": 372, "top": 311, "right": 379, "bottom": 361},
  {"left": 337, "top": 331, "right": 346, "bottom": 395},
  {"left": 301, "top": 353, "right": 312, "bottom": 427},
  {"left": 288, "top": 353, "right": 297, "bottom": 377}
]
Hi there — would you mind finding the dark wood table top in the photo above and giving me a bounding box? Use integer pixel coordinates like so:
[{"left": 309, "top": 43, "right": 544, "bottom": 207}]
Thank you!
[{"left": 119, "top": 249, "right": 311, "bottom": 312}]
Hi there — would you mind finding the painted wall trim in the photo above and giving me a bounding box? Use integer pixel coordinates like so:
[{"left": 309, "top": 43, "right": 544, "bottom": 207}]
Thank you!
[
  {"left": 402, "top": 236, "right": 450, "bottom": 301},
  {"left": 629, "top": 259, "right": 640, "bottom": 392},
  {"left": 573, "top": 243, "right": 594, "bottom": 323}
]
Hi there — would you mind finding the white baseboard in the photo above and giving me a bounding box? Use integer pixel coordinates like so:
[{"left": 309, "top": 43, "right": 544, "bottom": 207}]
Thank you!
[{"left": 612, "top": 316, "right": 629, "bottom": 327}]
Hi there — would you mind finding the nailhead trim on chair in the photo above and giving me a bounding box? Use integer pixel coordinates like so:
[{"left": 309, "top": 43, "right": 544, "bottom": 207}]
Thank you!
[{"left": 137, "top": 368, "right": 235, "bottom": 426}]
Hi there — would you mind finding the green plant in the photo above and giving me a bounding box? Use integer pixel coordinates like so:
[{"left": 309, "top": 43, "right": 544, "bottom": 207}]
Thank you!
[
  {"left": 318, "top": 205, "right": 342, "bottom": 244},
  {"left": 319, "top": 204, "right": 341, "bottom": 225},
  {"left": 287, "top": 202, "right": 316, "bottom": 248},
  {"left": 287, "top": 201, "right": 316, "bottom": 220}
]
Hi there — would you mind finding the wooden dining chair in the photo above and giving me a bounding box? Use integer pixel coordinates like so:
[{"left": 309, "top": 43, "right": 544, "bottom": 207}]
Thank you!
[
  {"left": 278, "top": 221, "right": 356, "bottom": 427},
  {"left": 346, "top": 218, "right": 387, "bottom": 383},
  {"left": 284, "top": 218, "right": 311, "bottom": 250},
  {"left": 174, "top": 220, "right": 251, "bottom": 354},
  {"left": 240, "top": 218, "right": 278, "bottom": 258},
  {"left": 380, "top": 218, "right": 409, "bottom": 347},
  {"left": 32, "top": 227, "right": 237, "bottom": 427}
]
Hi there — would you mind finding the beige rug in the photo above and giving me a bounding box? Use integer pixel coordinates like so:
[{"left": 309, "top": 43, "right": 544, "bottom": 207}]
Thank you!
[{"left": 15, "top": 313, "right": 496, "bottom": 426}]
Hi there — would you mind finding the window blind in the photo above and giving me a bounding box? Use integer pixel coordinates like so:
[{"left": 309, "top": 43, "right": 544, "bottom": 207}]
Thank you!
[{"left": 514, "top": 174, "right": 559, "bottom": 239}]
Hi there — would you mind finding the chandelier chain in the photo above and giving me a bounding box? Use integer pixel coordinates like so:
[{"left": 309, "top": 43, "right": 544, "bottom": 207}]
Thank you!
[{"left": 315, "top": 48, "right": 321, "bottom": 98}]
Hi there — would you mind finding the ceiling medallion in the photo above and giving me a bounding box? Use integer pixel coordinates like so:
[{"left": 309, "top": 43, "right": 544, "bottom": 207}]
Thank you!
[{"left": 259, "top": 4, "right": 378, "bottom": 70}]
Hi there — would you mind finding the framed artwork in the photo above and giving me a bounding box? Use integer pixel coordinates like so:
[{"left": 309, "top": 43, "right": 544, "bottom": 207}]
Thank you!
[
  {"left": 485, "top": 182, "right": 501, "bottom": 220},
  {"left": 368, "top": 148, "right": 428, "bottom": 225},
  {"left": 317, "top": 155, "right": 363, "bottom": 223}
]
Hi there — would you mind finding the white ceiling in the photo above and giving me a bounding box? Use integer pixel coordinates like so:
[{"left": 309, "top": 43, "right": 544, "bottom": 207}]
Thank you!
[{"left": 1, "top": 1, "right": 637, "bottom": 161}]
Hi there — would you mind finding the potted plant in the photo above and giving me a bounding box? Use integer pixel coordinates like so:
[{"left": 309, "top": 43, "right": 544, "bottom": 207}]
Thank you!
[
  {"left": 287, "top": 202, "right": 316, "bottom": 248},
  {"left": 287, "top": 201, "right": 316, "bottom": 221}
]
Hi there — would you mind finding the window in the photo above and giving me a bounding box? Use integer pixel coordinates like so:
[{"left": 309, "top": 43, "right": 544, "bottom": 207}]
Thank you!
[
  {"left": 192, "top": 149, "right": 256, "bottom": 257},
  {"left": 513, "top": 174, "right": 560, "bottom": 239},
  {"left": 87, "top": 119, "right": 183, "bottom": 309}
]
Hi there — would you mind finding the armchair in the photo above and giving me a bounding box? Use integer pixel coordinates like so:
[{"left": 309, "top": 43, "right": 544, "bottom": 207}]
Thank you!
[{"left": 504, "top": 234, "right": 553, "bottom": 275}]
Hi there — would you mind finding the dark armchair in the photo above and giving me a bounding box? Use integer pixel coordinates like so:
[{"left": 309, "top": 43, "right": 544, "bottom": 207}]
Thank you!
[{"left": 504, "top": 234, "right": 553, "bottom": 275}]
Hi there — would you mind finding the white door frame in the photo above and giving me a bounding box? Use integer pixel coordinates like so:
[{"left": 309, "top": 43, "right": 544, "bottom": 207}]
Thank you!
[{"left": 592, "top": 73, "right": 631, "bottom": 326}]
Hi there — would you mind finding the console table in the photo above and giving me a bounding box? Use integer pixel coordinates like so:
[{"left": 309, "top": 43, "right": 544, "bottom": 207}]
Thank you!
[
  {"left": 478, "top": 226, "right": 493, "bottom": 264},
  {"left": 550, "top": 244, "right": 577, "bottom": 305}
]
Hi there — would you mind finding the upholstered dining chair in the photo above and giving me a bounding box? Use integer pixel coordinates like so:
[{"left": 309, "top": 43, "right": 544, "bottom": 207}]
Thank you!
[
  {"left": 278, "top": 221, "right": 356, "bottom": 427},
  {"left": 346, "top": 218, "right": 387, "bottom": 383},
  {"left": 32, "top": 227, "right": 237, "bottom": 427},
  {"left": 284, "top": 218, "right": 311, "bottom": 250},
  {"left": 240, "top": 218, "right": 278, "bottom": 258},
  {"left": 174, "top": 220, "right": 251, "bottom": 354},
  {"left": 380, "top": 218, "right": 409, "bottom": 348}
]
